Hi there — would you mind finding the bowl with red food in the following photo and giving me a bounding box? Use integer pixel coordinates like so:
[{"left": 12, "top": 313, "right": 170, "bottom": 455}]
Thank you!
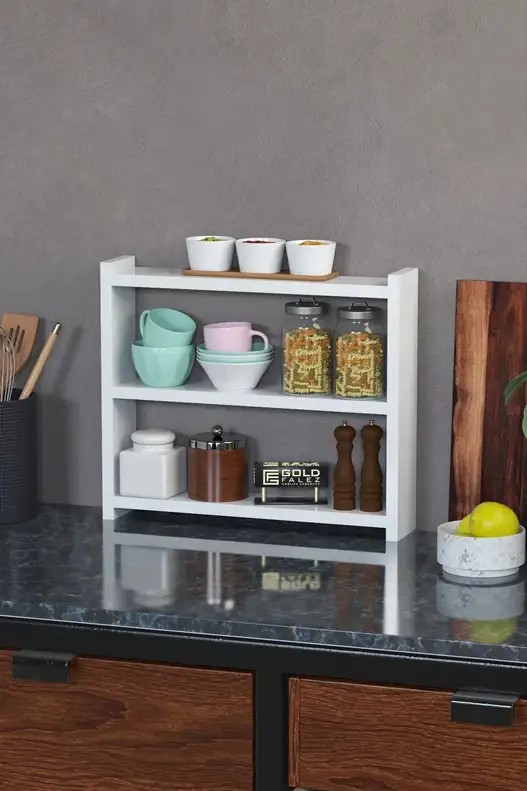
[
  {"left": 286, "top": 239, "right": 336, "bottom": 277},
  {"left": 235, "top": 238, "right": 285, "bottom": 274}
]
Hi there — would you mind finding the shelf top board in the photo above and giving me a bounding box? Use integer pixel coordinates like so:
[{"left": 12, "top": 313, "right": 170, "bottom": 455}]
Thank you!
[{"left": 106, "top": 266, "right": 390, "bottom": 298}]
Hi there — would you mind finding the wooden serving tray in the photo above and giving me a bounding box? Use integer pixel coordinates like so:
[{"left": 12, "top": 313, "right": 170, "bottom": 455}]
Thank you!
[{"left": 182, "top": 268, "right": 339, "bottom": 282}]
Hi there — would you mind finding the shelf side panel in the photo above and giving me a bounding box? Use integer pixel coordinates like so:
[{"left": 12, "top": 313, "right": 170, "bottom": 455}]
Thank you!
[
  {"left": 385, "top": 268, "right": 419, "bottom": 541},
  {"left": 101, "top": 259, "right": 137, "bottom": 519}
]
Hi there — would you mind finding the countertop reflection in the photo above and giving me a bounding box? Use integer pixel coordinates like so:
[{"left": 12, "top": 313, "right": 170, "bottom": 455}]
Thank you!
[{"left": 0, "top": 505, "right": 526, "bottom": 663}]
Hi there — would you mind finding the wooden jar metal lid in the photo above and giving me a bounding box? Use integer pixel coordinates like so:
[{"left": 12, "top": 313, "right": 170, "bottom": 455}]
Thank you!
[{"left": 188, "top": 424, "right": 246, "bottom": 451}]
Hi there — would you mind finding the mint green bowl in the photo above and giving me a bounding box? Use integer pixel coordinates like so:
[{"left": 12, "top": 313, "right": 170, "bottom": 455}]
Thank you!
[
  {"left": 197, "top": 344, "right": 273, "bottom": 364},
  {"left": 132, "top": 341, "right": 195, "bottom": 387},
  {"left": 197, "top": 342, "right": 273, "bottom": 357},
  {"left": 197, "top": 352, "right": 273, "bottom": 364}
]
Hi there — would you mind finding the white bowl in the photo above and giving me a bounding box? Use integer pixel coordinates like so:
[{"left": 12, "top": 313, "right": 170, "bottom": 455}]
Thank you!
[
  {"left": 437, "top": 520, "right": 526, "bottom": 580},
  {"left": 186, "top": 236, "right": 235, "bottom": 271},
  {"left": 236, "top": 238, "right": 285, "bottom": 274},
  {"left": 198, "top": 358, "right": 272, "bottom": 391},
  {"left": 286, "top": 239, "right": 336, "bottom": 276}
]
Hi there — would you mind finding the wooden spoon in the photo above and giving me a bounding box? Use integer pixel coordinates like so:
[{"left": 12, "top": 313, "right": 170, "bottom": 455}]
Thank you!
[{"left": 1, "top": 313, "right": 39, "bottom": 374}]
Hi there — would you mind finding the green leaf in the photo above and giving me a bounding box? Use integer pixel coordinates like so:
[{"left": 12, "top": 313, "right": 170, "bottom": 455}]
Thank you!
[
  {"left": 523, "top": 406, "right": 527, "bottom": 438},
  {"left": 504, "top": 370, "right": 527, "bottom": 405}
]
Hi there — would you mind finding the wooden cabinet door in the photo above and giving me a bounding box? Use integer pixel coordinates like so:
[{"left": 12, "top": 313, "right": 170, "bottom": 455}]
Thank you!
[
  {"left": 290, "top": 677, "right": 527, "bottom": 791},
  {"left": 0, "top": 650, "right": 253, "bottom": 791}
]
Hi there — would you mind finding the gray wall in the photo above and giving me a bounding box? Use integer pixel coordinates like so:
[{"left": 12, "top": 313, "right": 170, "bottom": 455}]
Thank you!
[{"left": 1, "top": 1, "right": 525, "bottom": 530}]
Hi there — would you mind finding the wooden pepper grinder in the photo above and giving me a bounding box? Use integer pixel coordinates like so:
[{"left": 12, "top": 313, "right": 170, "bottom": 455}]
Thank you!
[
  {"left": 333, "top": 420, "right": 356, "bottom": 510},
  {"left": 360, "top": 420, "right": 384, "bottom": 512}
]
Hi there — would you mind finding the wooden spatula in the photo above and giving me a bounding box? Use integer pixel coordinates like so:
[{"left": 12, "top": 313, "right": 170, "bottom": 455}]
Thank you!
[
  {"left": 20, "top": 323, "right": 62, "bottom": 399},
  {"left": 1, "top": 313, "right": 39, "bottom": 374}
]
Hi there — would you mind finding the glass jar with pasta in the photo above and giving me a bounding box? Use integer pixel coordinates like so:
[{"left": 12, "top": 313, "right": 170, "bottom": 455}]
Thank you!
[
  {"left": 282, "top": 297, "right": 332, "bottom": 395},
  {"left": 334, "top": 303, "right": 385, "bottom": 399}
]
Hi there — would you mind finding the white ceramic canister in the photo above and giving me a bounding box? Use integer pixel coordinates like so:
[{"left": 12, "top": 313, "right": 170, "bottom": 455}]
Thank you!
[
  {"left": 119, "top": 429, "right": 187, "bottom": 499},
  {"left": 120, "top": 546, "right": 178, "bottom": 608}
]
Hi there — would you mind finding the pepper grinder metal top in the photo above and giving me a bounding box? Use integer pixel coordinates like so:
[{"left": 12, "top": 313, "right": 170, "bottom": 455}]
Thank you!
[{"left": 333, "top": 420, "right": 356, "bottom": 511}]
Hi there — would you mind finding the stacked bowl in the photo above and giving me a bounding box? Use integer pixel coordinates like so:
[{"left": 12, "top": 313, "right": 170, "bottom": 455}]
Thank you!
[
  {"left": 132, "top": 308, "right": 196, "bottom": 387},
  {"left": 198, "top": 322, "right": 273, "bottom": 392}
]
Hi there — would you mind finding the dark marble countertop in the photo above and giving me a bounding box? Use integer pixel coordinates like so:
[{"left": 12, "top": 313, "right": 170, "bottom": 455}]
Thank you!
[{"left": 0, "top": 505, "right": 526, "bottom": 664}]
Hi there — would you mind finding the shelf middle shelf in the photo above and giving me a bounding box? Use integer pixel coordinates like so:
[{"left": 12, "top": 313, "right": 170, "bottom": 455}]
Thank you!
[{"left": 113, "top": 381, "right": 389, "bottom": 414}]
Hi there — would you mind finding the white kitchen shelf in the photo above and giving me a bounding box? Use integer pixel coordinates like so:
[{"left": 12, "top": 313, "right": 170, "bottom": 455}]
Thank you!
[
  {"left": 101, "top": 256, "right": 418, "bottom": 541},
  {"left": 113, "top": 381, "right": 388, "bottom": 414}
]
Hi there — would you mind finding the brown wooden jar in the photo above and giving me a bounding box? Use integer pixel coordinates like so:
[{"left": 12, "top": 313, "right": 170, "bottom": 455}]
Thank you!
[{"left": 188, "top": 425, "right": 247, "bottom": 503}]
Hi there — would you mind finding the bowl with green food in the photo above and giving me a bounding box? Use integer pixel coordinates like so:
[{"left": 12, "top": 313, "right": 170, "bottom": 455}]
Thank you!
[{"left": 186, "top": 235, "right": 235, "bottom": 272}]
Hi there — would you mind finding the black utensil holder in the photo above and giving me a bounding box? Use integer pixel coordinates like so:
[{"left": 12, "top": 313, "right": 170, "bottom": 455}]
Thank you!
[{"left": 0, "top": 391, "right": 38, "bottom": 524}]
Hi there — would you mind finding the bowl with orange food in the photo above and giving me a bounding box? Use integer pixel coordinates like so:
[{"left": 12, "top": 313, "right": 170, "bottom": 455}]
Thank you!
[{"left": 286, "top": 239, "right": 336, "bottom": 277}]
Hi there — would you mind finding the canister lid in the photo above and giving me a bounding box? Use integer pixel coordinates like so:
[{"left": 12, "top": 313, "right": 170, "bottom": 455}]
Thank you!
[
  {"left": 189, "top": 425, "right": 246, "bottom": 451},
  {"left": 131, "top": 429, "right": 176, "bottom": 446},
  {"left": 337, "top": 302, "right": 383, "bottom": 320},
  {"left": 285, "top": 297, "right": 329, "bottom": 316}
]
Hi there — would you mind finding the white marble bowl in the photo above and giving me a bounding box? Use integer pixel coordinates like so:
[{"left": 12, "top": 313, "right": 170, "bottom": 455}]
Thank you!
[
  {"left": 437, "top": 520, "right": 526, "bottom": 580},
  {"left": 436, "top": 576, "right": 525, "bottom": 621}
]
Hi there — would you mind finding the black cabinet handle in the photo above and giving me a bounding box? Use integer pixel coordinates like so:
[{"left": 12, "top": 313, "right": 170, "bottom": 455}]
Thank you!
[
  {"left": 12, "top": 650, "right": 76, "bottom": 683},
  {"left": 451, "top": 689, "right": 519, "bottom": 727}
]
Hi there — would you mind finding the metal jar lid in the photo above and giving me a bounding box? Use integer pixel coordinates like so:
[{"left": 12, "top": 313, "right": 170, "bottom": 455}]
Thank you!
[
  {"left": 285, "top": 297, "right": 329, "bottom": 316},
  {"left": 337, "top": 302, "right": 383, "bottom": 320},
  {"left": 189, "top": 425, "right": 246, "bottom": 451}
]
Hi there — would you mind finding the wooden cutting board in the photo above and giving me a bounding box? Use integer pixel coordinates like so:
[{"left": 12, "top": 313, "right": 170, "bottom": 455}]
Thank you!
[{"left": 449, "top": 280, "right": 527, "bottom": 523}]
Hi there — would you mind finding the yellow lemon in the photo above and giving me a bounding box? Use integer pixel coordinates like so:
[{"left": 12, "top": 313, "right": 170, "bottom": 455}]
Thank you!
[
  {"left": 470, "top": 502, "right": 519, "bottom": 538},
  {"left": 456, "top": 514, "right": 473, "bottom": 536}
]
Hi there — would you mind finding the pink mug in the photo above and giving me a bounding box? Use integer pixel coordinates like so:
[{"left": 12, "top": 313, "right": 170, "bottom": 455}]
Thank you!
[{"left": 203, "top": 322, "right": 269, "bottom": 352}]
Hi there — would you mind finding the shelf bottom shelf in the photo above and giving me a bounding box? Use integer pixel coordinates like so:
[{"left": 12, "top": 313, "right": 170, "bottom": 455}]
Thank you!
[{"left": 111, "top": 494, "right": 387, "bottom": 528}]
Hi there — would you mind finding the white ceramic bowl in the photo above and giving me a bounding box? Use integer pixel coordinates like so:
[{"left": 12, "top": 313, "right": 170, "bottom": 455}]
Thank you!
[
  {"left": 286, "top": 239, "right": 336, "bottom": 276},
  {"left": 437, "top": 520, "right": 526, "bottom": 580},
  {"left": 186, "top": 236, "right": 235, "bottom": 271},
  {"left": 236, "top": 238, "right": 285, "bottom": 274},
  {"left": 198, "top": 358, "right": 272, "bottom": 391}
]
